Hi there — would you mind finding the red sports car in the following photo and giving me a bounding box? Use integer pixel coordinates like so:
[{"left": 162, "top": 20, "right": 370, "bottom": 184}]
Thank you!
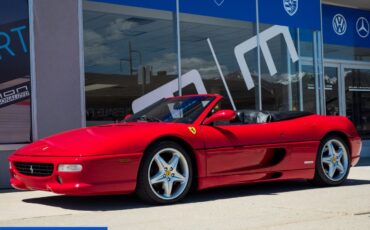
[{"left": 9, "top": 94, "right": 362, "bottom": 204}]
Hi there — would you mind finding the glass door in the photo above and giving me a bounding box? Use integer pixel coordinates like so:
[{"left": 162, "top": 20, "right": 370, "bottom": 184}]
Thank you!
[
  {"left": 323, "top": 60, "right": 370, "bottom": 139},
  {"left": 342, "top": 67, "right": 370, "bottom": 139}
]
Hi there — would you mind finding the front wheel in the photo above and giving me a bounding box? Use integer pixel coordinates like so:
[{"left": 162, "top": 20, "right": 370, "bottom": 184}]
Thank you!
[
  {"left": 136, "top": 141, "right": 193, "bottom": 204},
  {"left": 311, "top": 135, "right": 350, "bottom": 186}
]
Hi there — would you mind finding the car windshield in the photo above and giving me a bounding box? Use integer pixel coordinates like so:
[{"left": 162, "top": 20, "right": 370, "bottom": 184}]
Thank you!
[{"left": 127, "top": 96, "right": 214, "bottom": 124}]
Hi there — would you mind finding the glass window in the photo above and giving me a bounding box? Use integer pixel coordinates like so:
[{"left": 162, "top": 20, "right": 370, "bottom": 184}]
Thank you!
[
  {"left": 179, "top": 10, "right": 258, "bottom": 111},
  {"left": 84, "top": 0, "right": 322, "bottom": 127},
  {"left": 0, "top": 0, "right": 31, "bottom": 144},
  {"left": 83, "top": 1, "right": 177, "bottom": 126},
  {"left": 324, "top": 45, "right": 370, "bottom": 62},
  {"left": 324, "top": 66, "right": 340, "bottom": 115},
  {"left": 258, "top": 24, "right": 318, "bottom": 113},
  {"left": 344, "top": 68, "right": 370, "bottom": 139}
]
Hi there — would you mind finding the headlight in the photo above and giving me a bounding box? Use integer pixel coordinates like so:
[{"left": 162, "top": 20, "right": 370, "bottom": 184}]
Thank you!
[{"left": 58, "top": 164, "right": 83, "bottom": 172}]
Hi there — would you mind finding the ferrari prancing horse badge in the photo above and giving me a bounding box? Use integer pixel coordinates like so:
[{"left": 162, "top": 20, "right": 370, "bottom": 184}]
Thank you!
[{"left": 188, "top": 127, "right": 197, "bottom": 135}]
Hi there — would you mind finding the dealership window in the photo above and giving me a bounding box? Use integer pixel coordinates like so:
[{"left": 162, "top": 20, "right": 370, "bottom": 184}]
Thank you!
[
  {"left": 322, "top": 4, "right": 370, "bottom": 139},
  {"left": 179, "top": 1, "right": 258, "bottom": 111},
  {"left": 0, "top": 0, "right": 31, "bottom": 144},
  {"left": 83, "top": 0, "right": 322, "bottom": 124},
  {"left": 257, "top": 24, "right": 319, "bottom": 113},
  {"left": 83, "top": 1, "right": 177, "bottom": 126},
  {"left": 344, "top": 69, "right": 370, "bottom": 138},
  {"left": 257, "top": 0, "right": 322, "bottom": 113}
]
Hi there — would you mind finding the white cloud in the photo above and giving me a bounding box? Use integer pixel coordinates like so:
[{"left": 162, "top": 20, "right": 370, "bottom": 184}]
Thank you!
[
  {"left": 147, "top": 53, "right": 177, "bottom": 75},
  {"left": 84, "top": 18, "right": 229, "bottom": 77},
  {"left": 84, "top": 29, "right": 117, "bottom": 66},
  {"left": 147, "top": 53, "right": 229, "bottom": 79},
  {"left": 182, "top": 57, "right": 228, "bottom": 79},
  {"left": 105, "top": 18, "right": 137, "bottom": 41},
  {"left": 84, "top": 29, "right": 104, "bottom": 46},
  {"left": 84, "top": 18, "right": 138, "bottom": 67}
]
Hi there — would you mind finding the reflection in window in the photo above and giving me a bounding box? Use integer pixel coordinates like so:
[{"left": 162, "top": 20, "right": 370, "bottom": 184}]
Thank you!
[
  {"left": 345, "top": 69, "right": 370, "bottom": 138},
  {"left": 0, "top": 0, "right": 31, "bottom": 144},
  {"left": 180, "top": 14, "right": 257, "bottom": 111},
  {"left": 259, "top": 25, "right": 317, "bottom": 113},
  {"left": 324, "top": 67, "right": 339, "bottom": 115},
  {"left": 84, "top": 5, "right": 177, "bottom": 126}
]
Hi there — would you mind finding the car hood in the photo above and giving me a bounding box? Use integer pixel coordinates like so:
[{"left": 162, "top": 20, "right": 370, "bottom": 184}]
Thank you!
[{"left": 14, "top": 122, "right": 185, "bottom": 157}]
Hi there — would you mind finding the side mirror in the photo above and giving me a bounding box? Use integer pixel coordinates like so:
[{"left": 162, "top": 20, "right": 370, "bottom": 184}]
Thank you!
[
  {"left": 203, "top": 110, "right": 236, "bottom": 125},
  {"left": 123, "top": 114, "right": 132, "bottom": 121}
]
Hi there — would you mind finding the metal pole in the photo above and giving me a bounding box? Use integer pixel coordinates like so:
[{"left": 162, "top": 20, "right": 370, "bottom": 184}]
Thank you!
[
  {"left": 297, "top": 28, "right": 304, "bottom": 111},
  {"left": 129, "top": 41, "right": 133, "bottom": 76},
  {"left": 287, "top": 46, "right": 293, "bottom": 111},
  {"left": 317, "top": 0, "right": 327, "bottom": 115},
  {"left": 207, "top": 38, "right": 237, "bottom": 111},
  {"left": 313, "top": 32, "right": 320, "bottom": 114},
  {"left": 256, "top": 0, "right": 262, "bottom": 111},
  {"left": 176, "top": 0, "right": 182, "bottom": 96}
]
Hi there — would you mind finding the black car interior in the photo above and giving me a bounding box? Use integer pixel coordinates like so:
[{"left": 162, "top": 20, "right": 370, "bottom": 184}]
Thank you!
[
  {"left": 210, "top": 99, "right": 313, "bottom": 125},
  {"left": 232, "top": 110, "right": 313, "bottom": 124}
]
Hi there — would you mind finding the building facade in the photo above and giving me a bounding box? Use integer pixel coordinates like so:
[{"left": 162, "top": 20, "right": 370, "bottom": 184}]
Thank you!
[{"left": 0, "top": 0, "right": 369, "bottom": 188}]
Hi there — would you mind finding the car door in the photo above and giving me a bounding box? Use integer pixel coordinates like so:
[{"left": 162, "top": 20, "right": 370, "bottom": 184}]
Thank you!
[{"left": 201, "top": 121, "right": 288, "bottom": 177}]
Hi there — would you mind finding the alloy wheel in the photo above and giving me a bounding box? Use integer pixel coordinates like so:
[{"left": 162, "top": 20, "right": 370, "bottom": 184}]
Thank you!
[
  {"left": 147, "top": 148, "right": 190, "bottom": 200},
  {"left": 321, "top": 139, "right": 349, "bottom": 182}
]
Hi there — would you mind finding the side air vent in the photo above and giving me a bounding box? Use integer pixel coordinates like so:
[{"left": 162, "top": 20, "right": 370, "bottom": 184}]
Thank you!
[{"left": 271, "top": 148, "right": 286, "bottom": 165}]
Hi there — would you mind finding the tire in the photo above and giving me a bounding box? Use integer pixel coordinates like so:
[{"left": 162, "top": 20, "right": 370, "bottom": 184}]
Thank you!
[
  {"left": 136, "top": 141, "right": 193, "bottom": 204},
  {"left": 311, "top": 135, "right": 350, "bottom": 186}
]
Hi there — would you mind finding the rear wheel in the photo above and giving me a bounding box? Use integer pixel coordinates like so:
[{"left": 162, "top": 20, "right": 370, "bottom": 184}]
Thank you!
[
  {"left": 136, "top": 141, "right": 193, "bottom": 204},
  {"left": 311, "top": 135, "right": 350, "bottom": 186}
]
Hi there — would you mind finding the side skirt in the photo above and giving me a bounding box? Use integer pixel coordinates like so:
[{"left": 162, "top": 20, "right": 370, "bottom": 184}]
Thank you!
[{"left": 197, "top": 168, "right": 315, "bottom": 190}]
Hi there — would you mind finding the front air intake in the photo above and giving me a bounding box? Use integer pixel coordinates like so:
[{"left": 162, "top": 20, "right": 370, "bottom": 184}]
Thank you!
[{"left": 14, "top": 162, "right": 54, "bottom": 177}]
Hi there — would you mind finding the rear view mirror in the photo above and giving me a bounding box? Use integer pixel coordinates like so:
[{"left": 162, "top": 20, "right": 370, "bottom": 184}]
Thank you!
[{"left": 203, "top": 110, "right": 236, "bottom": 125}]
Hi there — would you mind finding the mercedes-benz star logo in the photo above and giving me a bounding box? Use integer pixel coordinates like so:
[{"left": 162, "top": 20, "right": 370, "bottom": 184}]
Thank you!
[
  {"left": 214, "top": 0, "right": 225, "bottom": 7},
  {"left": 356, "top": 17, "right": 369, "bottom": 38},
  {"left": 283, "top": 0, "right": 299, "bottom": 17},
  {"left": 30, "top": 165, "right": 34, "bottom": 175},
  {"left": 332, "top": 14, "right": 347, "bottom": 35}
]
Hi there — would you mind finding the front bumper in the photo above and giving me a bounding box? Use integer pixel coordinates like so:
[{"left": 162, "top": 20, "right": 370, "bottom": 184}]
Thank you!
[{"left": 9, "top": 153, "right": 143, "bottom": 196}]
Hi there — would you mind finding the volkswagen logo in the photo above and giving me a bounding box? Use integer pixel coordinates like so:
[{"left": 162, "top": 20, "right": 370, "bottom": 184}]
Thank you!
[
  {"left": 356, "top": 17, "right": 369, "bottom": 38},
  {"left": 283, "top": 0, "right": 299, "bottom": 17},
  {"left": 332, "top": 14, "right": 347, "bottom": 35},
  {"left": 213, "top": 0, "right": 225, "bottom": 7}
]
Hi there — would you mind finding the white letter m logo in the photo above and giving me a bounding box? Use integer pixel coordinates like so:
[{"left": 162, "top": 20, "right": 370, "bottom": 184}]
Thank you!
[{"left": 234, "top": 25, "right": 299, "bottom": 90}]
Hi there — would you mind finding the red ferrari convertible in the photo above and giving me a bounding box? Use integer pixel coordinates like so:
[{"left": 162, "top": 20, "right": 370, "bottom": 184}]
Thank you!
[{"left": 9, "top": 94, "right": 362, "bottom": 204}]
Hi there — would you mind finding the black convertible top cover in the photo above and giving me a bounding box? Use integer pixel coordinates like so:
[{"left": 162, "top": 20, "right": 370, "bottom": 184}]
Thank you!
[{"left": 268, "top": 111, "right": 313, "bottom": 122}]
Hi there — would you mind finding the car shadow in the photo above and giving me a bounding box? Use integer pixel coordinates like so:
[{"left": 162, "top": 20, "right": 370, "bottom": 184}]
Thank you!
[{"left": 22, "top": 178, "right": 370, "bottom": 211}]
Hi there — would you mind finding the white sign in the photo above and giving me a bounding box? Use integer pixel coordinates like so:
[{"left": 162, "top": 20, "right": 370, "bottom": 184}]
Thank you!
[
  {"left": 234, "top": 25, "right": 299, "bottom": 90},
  {"left": 283, "top": 0, "right": 299, "bottom": 16},
  {"left": 332, "top": 14, "right": 347, "bottom": 35},
  {"left": 214, "top": 0, "right": 225, "bottom": 7},
  {"left": 356, "top": 17, "right": 369, "bottom": 38}
]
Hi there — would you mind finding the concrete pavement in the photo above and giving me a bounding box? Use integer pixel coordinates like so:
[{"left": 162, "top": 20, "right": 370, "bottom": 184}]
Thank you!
[{"left": 0, "top": 165, "right": 369, "bottom": 230}]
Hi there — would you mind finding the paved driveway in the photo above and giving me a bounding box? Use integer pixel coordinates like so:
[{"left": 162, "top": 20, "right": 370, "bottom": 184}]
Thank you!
[{"left": 0, "top": 165, "right": 369, "bottom": 230}]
